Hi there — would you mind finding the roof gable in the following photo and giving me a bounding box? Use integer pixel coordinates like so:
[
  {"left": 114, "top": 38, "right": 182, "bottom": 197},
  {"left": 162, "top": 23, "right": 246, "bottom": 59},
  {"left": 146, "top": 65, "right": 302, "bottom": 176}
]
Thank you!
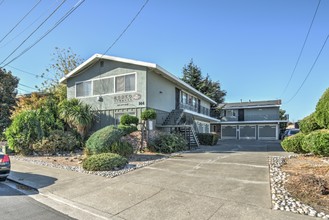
[{"left": 60, "top": 54, "right": 217, "bottom": 104}]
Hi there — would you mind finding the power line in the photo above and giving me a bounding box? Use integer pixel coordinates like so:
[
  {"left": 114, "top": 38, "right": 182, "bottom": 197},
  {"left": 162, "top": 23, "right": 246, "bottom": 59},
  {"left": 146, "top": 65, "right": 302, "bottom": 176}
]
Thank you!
[
  {"left": 284, "top": 34, "right": 329, "bottom": 104},
  {"left": 1, "top": 0, "right": 85, "bottom": 67},
  {"left": 0, "top": 1, "right": 58, "bottom": 49},
  {"left": 97, "top": 0, "right": 150, "bottom": 97},
  {"left": 280, "top": 0, "right": 322, "bottom": 97},
  {"left": 7, "top": 64, "right": 52, "bottom": 80},
  {"left": 0, "top": 0, "right": 42, "bottom": 45},
  {"left": 18, "top": 83, "right": 36, "bottom": 90},
  {"left": 101, "top": 0, "right": 150, "bottom": 56},
  {"left": 17, "top": 87, "right": 31, "bottom": 93},
  {"left": 0, "top": 0, "right": 67, "bottom": 66}
]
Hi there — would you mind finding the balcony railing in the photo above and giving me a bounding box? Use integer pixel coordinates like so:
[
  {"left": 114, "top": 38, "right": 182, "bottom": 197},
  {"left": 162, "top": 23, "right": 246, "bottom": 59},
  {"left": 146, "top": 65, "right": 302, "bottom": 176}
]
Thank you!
[{"left": 178, "top": 103, "right": 210, "bottom": 116}]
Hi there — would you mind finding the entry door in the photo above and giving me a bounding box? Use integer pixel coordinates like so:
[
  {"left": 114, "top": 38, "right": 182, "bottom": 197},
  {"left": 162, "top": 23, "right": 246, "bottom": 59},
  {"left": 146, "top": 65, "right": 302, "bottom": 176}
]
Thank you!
[
  {"left": 238, "top": 109, "right": 244, "bottom": 121},
  {"left": 175, "top": 88, "right": 180, "bottom": 109}
]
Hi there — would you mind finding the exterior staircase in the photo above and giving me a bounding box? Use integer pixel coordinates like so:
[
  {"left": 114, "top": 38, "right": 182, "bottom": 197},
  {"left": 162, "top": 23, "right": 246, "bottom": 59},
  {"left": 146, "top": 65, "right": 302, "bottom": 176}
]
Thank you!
[
  {"left": 177, "top": 125, "right": 200, "bottom": 148},
  {"left": 160, "top": 109, "right": 200, "bottom": 149},
  {"left": 162, "top": 109, "right": 184, "bottom": 125}
]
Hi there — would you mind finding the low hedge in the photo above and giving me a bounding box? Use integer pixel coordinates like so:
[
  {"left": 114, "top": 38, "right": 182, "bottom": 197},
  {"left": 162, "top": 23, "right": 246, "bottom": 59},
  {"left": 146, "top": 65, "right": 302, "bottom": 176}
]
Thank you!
[
  {"left": 197, "top": 133, "right": 219, "bottom": 146},
  {"left": 148, "top": 133, "right": 187, "bottom": 153},
  {"left": 302, "top": 129, "right": 329, "bottom": 156},
  {"left": 82, "top": 153, "right": 128, "bottom": 171},
  {"left": 281, "top": 132, "right": 306, "bottom": 154},
  {"left": 85, "top": 126, "right": 123, "bottom": 155}
]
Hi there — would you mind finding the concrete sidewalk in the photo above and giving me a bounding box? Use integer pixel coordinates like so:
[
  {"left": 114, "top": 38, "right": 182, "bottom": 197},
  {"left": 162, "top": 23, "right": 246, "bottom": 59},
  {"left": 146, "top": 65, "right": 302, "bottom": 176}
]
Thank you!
[{"left": 8, "top": 141, "right": 317, "bottom": 220}]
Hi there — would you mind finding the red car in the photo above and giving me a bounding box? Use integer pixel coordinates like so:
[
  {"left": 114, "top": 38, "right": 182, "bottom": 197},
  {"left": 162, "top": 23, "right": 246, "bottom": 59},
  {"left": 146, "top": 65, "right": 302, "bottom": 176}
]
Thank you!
[{"left": 0, "top": 152, "right": 10, "bottom": 181}]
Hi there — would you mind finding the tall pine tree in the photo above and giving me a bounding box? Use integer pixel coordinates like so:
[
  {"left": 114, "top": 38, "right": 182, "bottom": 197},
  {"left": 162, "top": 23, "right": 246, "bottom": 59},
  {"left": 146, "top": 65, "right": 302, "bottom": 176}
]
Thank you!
[{"left": 181, "top": 60, "right": 226, "bottom": 105}]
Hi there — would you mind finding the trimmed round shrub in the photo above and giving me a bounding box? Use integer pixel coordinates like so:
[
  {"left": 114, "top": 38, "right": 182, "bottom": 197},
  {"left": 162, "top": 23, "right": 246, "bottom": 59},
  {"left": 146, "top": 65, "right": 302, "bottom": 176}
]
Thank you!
[
  {"left": 315, "top": 88, "right": 329, "bottom": 129},
  {"left": 82, "top": 153, "right": 127, "bottom": 171},
  {"left": 120, "top": 114, "right": 139, "bottom": 126},
  {"left": 149, "top": 133, "right": 187, "bottom": 153},
  {"left": 302, "top": 129, "right": 329, "bottom": 156},
  {"left": 299, "top": 113, "right": 322, "bottom": 134},
  {"left": 281, "top": 132, "right": 306, "bottom": 154},
  {"left": 118, "top": 125, "right": 138, "bottom": 136},
  {"left": 85, "top": 126, "right": 123, "bottom": 154},
  {"left": 141, "top": 109, "right": 157, "bottom": 120},
  {"left": 110, "top": 141, "right": 134, "bottom": 158}
]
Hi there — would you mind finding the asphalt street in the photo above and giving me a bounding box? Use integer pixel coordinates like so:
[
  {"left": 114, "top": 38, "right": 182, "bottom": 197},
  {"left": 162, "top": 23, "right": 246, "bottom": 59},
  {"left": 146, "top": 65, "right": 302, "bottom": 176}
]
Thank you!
[{"left": 0, "top": 181, "right": 74, "bottom": 220}]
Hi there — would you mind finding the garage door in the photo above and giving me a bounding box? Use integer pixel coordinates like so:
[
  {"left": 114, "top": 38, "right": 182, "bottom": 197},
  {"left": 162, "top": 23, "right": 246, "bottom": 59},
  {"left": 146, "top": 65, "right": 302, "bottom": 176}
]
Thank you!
[
  {"left": 258, "top": 125, "right": 277, "bottom": 140},
  {"left": 221, "top": 125, "right": 237, "bottom": 139},
  {"left": 239, "top": 125, "right": 256, "bottom": 139}
]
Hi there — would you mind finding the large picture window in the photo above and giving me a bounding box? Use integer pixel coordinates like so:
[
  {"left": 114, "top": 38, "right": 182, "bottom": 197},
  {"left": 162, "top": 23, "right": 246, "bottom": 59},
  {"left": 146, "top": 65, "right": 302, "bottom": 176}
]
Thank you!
[
  {"left": 93, "top": 78, "right": 114, "bottom": 95},
  {"left": 76, "top": 81, "right": 91, "bottom": 97},
  {"left": 75, "top": 73, "right": 136, "bottom": 98}
]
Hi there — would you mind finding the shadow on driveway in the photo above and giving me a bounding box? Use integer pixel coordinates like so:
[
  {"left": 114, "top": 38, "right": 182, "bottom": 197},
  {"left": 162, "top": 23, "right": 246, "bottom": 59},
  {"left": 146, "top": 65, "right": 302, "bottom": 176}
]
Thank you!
[
  {"left": 8, "top": 171, "right": 57, "bottom": 191},
  {"left": 193, "top": 140, "right": 285, "bottom": 153}
]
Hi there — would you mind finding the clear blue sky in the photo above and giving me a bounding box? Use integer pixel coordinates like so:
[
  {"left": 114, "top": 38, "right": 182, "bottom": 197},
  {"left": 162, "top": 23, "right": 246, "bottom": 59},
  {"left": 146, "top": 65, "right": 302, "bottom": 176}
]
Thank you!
[{"left": 0, "top": 0, "right": 328, "bottom": 121}]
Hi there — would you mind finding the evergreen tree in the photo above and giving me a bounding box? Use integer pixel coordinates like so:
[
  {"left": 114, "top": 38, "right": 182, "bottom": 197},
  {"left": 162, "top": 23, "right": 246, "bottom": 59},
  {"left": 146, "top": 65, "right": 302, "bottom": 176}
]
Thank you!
[
  {"left": 0, "top": 69, "right": 19, "bottom": 139},
  {"left": 181, "top": 60, "right": 226, "bottom": 104}
]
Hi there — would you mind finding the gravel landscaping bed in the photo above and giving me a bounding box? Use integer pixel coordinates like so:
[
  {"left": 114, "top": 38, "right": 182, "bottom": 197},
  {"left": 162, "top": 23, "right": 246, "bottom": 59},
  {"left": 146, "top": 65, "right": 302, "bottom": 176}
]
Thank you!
[
  {"left": 269, "top": 156, "right": 329, "bottom": 219},
  {"left": 12, "top": 154, "right": 168, "bottom": 178}
]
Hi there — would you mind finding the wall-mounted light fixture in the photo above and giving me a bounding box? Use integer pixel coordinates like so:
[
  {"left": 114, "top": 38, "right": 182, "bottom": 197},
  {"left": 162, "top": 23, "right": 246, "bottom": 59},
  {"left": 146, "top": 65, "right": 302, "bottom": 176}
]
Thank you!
[{"left": 159, "top": 91, "right": 163, "bottom": 94}]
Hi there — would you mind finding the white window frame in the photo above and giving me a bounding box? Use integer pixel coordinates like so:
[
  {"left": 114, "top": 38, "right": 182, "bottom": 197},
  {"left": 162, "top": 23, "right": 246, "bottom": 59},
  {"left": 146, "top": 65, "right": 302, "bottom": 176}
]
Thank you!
[
  {"left": 75, "top": 80, "right": 93, "bottom": 97},
  {"left": 115, "top": 73, "right": 137, "bottom": 94},
  {"left": 75, "top": 72, "right": 137, "bottom": 98}
]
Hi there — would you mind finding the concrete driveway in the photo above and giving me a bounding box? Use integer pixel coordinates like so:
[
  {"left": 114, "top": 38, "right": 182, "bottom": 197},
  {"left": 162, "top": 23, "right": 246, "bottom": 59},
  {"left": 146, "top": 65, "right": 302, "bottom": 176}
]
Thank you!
[
  {"left": 10, "top": 140, "right": 317, "bottom": 220},
  {"left": 105, "top": 140, "right": 314, "bottom": 219}
]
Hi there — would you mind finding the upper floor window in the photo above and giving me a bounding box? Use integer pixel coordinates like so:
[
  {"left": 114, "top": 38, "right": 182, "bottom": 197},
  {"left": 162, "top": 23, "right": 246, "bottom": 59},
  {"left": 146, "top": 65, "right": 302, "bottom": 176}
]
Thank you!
[
  {"left": 115, "top": 74, "right": 135, "bottom": 93},
  {"left": 76, "top": 81, "right": 92, "bottom": 97},
  {"left": 93, "top": 77, "right": 114, "bottom": 95},
  {"left": 75, "top": 73, "right": 136, "bottom": 98},
  {"left": 225, "top": 110, "right": 237, "bottom": 117}
]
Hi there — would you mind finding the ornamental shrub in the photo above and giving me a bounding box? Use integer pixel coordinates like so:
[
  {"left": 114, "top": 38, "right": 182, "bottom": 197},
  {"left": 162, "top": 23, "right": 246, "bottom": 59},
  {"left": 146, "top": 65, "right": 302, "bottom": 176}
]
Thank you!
[
  {"left": 315, "top": 88, "right": 329, "bottom": 129},
  {"left": 82, "top": 153, "right": 128, "bottom": 171},
  {"left": 110, "top": 141, "right": 134, "bottom": 158},
  {"left": 32, "top": 130, "right": 79, "bottom": 155},
  {"left": 141, "top": 109, "right": 157, "bottom": 120},
  {"left": 149, "top": 133, "right": 187, "bottom": 153},
  {"left": 281, "top": 132, "right": 306, "bottom": 154},
  {"left": 5, "top": 110, "right": 43, "bottom": 155},
  {"left": 197, "top": 133, "right": 219, "bottom": 145},
  {"left": 302, "top": 130, "right": 329, "bottom": 156},
  {"left": 120, "top": 114, "right": 139, "bottom": 126},
  {"left": 118, "top": 125, "right": 138, "bottom": 136},
  {"left": 85, "top": 126, "right": 123, "bottom": 154},
  {"left": 299, "top": 113, "right": 322, "bottom": 134}
]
